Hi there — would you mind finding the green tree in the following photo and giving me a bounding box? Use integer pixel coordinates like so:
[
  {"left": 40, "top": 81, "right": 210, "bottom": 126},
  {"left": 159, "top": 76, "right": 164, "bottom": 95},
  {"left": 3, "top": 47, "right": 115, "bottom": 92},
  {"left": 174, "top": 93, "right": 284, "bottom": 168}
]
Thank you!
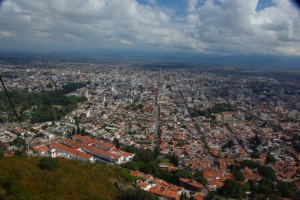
[
  {"left": 141, "top": 162, "right": 159, "bottom": 174},
  {"left": 217, "top": 179, "right": 244, "bottom": 199},
  {"left": 38, "top": 157, "right": 59, "bottom": 171},
  {"left": 233, "top": 169, "right": 245, "bottom": 181},
  {"left": 119, "top": 188, "right": 158, "bottom": 200},
  {"left": 134, "top": 149, "right": 155, "bottom": 164},
  {"left": 206, "top": 192, "right": 216, "bottom": 200},
  {"left": 257, "top": 165, "right": 275, "bottom": 180},
  {"left": 80, "top": 127, "right": 86, "bottom": 136},
  {"left": 122, "top": 161, "right": 144, "bottom": 171},
  {"left": 14, "top": 150, "right": 25, "bottom": 157},
  {"left": 169, "top": 152, "right": 179, "bottom": 167},
  {"left": 125, "top": 145, "right": 139, "bottom": 154},
  {"left": 113, "top": 138, "right": 121, "bottom": 149},
  {"left": 277, "top": 181, "right": 297, "bottom": 199},
  {"left": 251, "top": 150, "right": 261, "bottom": 159},
  {"left": 222, "top": 140, "right": 234, "bottom": 149},
  {"left": 194, "top": 170, "right": 207, "bottom": 185},
  {"left": 180, "top": 191, "right": 189, "bottom": 200},
  {"left": 9, "top": 137, "right": 26, "bottom": 148},
  {"left": 265, "top": 152, "right": 275, "bottom": 164}
]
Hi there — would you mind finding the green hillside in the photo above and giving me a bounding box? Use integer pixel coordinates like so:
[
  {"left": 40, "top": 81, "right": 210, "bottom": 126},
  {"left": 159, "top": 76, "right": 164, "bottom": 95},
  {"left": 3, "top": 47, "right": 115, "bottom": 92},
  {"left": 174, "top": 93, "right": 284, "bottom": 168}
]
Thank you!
[{"left": 0, "top": 157, "right": 136, "bottom": 200}]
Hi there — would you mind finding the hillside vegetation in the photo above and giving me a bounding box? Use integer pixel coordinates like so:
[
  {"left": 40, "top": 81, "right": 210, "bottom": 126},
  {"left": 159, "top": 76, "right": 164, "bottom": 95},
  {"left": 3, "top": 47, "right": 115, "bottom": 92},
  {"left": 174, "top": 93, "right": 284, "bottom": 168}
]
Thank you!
[{"left": 0, "top": 156, "right": 136, "bottom": 200}]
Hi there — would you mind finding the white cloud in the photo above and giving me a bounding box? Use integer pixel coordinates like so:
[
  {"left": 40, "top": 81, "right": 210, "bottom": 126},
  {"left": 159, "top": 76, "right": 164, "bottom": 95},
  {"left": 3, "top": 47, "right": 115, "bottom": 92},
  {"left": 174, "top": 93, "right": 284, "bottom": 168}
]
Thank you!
[
  {"left": 0, "top": 0, "right": 299, "bottom": 56},
  {"left": 187, "top": 0, "right": 300, "bottom": 55},
  {"left": 120, "top": 39, "right": 133, "bottom": 45},
  {"left": 0, "top": 30, "right": 11, "bottom": 37}
]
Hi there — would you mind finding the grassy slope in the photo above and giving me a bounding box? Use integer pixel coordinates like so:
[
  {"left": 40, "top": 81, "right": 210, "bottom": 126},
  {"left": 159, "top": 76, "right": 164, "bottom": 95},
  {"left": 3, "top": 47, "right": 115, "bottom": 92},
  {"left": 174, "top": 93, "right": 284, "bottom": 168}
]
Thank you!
[{"left": 0, "top": 157, "right": 134, "bottom": 200}]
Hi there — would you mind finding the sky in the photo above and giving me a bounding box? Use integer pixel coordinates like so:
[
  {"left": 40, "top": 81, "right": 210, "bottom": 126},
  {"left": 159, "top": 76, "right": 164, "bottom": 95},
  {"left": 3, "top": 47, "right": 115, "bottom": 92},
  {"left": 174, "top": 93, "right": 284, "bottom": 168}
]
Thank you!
[{"left": 0, "top": 0, "right": 300, "bottom": 65}]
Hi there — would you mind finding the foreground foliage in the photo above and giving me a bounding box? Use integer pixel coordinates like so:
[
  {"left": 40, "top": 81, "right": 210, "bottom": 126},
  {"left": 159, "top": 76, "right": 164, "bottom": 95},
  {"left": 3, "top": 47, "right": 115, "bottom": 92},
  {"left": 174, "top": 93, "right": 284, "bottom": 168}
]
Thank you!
[{"left": 0, "top": 156, "right": 136, "bottom": 200}]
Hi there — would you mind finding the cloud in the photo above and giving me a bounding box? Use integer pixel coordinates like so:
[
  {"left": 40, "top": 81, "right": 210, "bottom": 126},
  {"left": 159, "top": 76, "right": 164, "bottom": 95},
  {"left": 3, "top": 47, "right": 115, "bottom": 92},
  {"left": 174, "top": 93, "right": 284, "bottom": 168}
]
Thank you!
[
  {"left": 120, "top": 39, "right": 133, "bottom": 45},
  {"left": 187, "top": 0, "right": 300, "bottom": 55},
  {"left": 0, "top": 0, "right": 299, "bottom": 56},
  {"left": 0, "top": 30, "right": 11, "bottom": 37}
]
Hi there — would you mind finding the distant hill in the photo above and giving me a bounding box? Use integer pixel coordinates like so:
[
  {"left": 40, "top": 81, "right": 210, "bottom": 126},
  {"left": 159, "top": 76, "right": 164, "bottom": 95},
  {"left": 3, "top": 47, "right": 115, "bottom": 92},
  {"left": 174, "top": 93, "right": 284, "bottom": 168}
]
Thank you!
[
  {"left": 0, "top": 50, "right": 300, "bottom": 69},
  {"left": 0, "top": 156, "right": 136, "bottom": 200}
]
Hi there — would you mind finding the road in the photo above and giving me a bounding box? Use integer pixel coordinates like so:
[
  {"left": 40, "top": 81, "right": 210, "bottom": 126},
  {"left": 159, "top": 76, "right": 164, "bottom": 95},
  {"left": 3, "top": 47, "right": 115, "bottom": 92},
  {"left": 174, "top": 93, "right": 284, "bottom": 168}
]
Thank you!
[{"left": 171, "top": 72, "right": 214, "bottom": 161}]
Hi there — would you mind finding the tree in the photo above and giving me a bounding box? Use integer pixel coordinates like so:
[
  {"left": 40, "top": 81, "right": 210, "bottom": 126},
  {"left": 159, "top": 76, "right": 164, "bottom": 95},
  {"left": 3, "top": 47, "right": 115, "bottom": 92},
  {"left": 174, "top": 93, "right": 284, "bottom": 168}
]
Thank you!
[
  {"left": 134, "top": 149, "right": 155, "bottom": 163},
  {"left": 119, "top": 188, "right": 158, "bottom": 200},
  {"left": 194, "top": 170, "right": 207, "bottom": 185},
  {"left": 241, "top": 160, "right": 260, "bottom": 169},
  {"left": 154, "top": 146, "right": 160, "bottom": 158},
  {"left": 277, "top": 181, "right": 297, "bottom": 199},
  {"left": 76, "top": 126, "right": 80, "bottom": 134},
  {"left": 122, "top": 161, "right": 144, "bottom": 171},
  {"left": 14, "top": 150, "right": 25, "bottom": 157},
  {"left": 265, "top": 152, "right": 275, "bottom": 164},
  {"left": 170, "top": 152, "right": 179, "bottom": 167},
  {"left": 141, "top": 162, "right": 159, "bottom": 174},
  {"left": 125, "top": 145, "right": 139, "bottom": 154},
  {"left": 250, "top": 133, "right": 262, "bottom": 146},
  {"left": 233, "top": 169, "right": 245, "bottom": 181},
  {"left": 205, "top": 192, "right": 216, "bottom": 200},
  {"left": 222, "top": 140, "right": 234, "bottom": 149},
  {"left": 180, "top": 192, "right": 189, "bottom": 200},
  {"left": 38, "top": 157, "right": 59, "bottom": 171},
  {"left": 251, "top": 150, "right": 261, "bottom": 159},
  {"left": 217, "top": 179, "right": 244, "bottom": 199},
  {"left": 257, "top": 165, "right": 275, "bottom": 180},
  {"left": 113, "top": 138, "right": 121, "bottom": 149},
  {"left": 9, "top": 137, "right": 25, "bottom": 148},
  {"left": 169, "top": 169, "right": 193, "bottom": 184},
  {"left": 80, "top": 127, "right": 86, "bottom": 136},
  {"left": 72, "top": 127, "right": 76, "bottom": 135}
]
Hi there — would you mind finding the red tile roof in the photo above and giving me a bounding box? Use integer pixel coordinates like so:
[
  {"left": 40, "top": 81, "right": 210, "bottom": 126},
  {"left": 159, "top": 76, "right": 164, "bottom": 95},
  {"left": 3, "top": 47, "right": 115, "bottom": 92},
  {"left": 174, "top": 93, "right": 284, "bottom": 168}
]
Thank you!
[
  {"left": 72, "top": 134, "right": 115, "bottom": 150},
  {"left": 33, "top": 145, "right": 49, "bottom": 154},
  {"left": 82, "top": 145, "right": 121, "bottom": 161},
  {"left": 50, "top": 142, "right": 92, "bottom": 159}
]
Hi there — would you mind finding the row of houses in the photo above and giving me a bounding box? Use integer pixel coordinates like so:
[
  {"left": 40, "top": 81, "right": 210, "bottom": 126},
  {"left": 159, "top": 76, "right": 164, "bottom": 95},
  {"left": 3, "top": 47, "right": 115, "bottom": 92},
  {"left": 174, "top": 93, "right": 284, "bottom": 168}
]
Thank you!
[{"left": 33, "top": 134, "right": 134, "bottom": 164}]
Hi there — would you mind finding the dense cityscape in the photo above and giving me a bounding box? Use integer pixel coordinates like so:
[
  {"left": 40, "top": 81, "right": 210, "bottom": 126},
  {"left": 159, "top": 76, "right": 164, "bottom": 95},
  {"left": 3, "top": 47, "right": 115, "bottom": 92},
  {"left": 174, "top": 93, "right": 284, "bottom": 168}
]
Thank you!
[{"left": 0, "top": 59, "right": 299, "bottom": 199}]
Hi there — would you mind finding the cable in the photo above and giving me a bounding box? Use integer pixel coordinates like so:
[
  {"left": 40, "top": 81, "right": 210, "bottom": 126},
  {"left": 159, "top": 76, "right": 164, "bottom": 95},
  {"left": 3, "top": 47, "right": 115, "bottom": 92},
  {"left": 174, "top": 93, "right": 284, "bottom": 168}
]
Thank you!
[{"left": 0, "top": 75, "right": 24, "bottom": 130}]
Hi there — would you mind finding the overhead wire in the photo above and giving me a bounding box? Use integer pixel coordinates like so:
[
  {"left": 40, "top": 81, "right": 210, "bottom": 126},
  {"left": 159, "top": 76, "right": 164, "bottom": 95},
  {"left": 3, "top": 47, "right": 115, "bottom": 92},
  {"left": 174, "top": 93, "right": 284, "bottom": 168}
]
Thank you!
[{"left": 0, "top": 74, "right": 24, "bottom": 130}]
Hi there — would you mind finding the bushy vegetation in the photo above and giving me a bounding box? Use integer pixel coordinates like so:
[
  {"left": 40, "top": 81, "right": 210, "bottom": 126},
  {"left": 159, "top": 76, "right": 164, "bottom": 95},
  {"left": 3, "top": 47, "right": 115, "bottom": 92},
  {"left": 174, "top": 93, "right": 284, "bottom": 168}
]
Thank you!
[
  {"left": 125, "top": 104, "right": 143, "bottom": 111},
  {"left": 122, "top": 148, "right": 197, "bottom": 185},
  {"left": 0, "top": 156, "right": 135, "bottom": 200},
  {"left": 119, "top": 188, "right": 158, "bottom": 200},
  {"left": 0, "top": 82, "right": 86, "bottom": 123},
  {"left": 191, "top": 103, "right": 233, "bottom": 118}
]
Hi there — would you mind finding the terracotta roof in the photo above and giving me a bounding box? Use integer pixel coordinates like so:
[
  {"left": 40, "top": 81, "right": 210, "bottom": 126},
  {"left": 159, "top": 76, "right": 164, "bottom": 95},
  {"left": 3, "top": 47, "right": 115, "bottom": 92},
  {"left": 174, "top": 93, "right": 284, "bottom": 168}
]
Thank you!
[
  {"left": 243, "top": 168, "right": 262, "bottom": 180},
  {"left": 179, "top": 178, "right": 203, "bottom": 189},
  {"left": 110, "top": 148, "right": 133, "bottom": 158},
  {"left": 194, "top": 192, "right": 205, "bottom": 200},
  {"left": 33, "top": 145, "right": 49, "bottom": 154},
  {"left": 50, "top": 142, "right": 92, "bottom": 159},
  {"left": 72, "top": 134, "right": 115, "bottom": 150},
  {"left": 136, "top": 180, "right": 149, "bottom": 190},
  {"left": 207, "top": 179, "right": 223, "bottom": 188},
  {"left": 149, "top": 185, "right": 167, "bottom": 196},
  {"left": 82, "top": 145, "right": 121, "bottom": 161},
  {"left": 164, "top": 189, "right": 178, "bottom": 200},
  {"left": 63, "top": 139, "right": 80, "bottom": 147}
]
